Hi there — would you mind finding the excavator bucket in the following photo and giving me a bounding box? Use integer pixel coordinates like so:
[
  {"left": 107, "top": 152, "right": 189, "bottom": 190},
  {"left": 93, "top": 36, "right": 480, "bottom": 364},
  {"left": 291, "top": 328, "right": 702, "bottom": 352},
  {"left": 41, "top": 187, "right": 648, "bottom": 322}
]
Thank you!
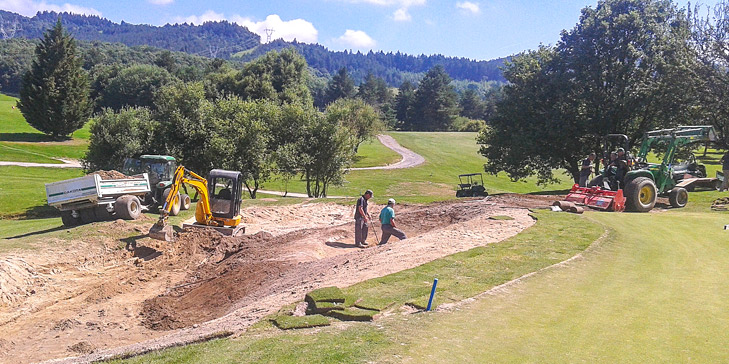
[
  {"left": 149, "top": 223, "right": 175, "bottom": 242},
  {"left": 564, "top": 184, "right": 626, "bottom": 212}
]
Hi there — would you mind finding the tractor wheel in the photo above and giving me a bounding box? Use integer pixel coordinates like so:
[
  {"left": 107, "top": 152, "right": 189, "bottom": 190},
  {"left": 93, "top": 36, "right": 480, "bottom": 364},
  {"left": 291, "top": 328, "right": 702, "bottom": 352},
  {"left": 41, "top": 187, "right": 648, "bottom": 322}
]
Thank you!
[
  {"left": 625, "top": 177, "right": 657, "bottom": 212},
  {"left": 162, "top": 188, "right": 181, "bottom": 216},
  {"left": 115, "top": 195, "right": 142, "bottom": 220},
  {"left": 669, "top": 187, "right": 689, "bottom": 208},
  {"left": 456, "top": 190, "right": 465, "bottom": 198},
  {"left": 180, "top": 193, "right": 192, "bottom": 210},
  {"left": 79, "top": 208, "right": 97, "bottom": 224},
  {"left": 61, "top": 211, "right": 80, "bottom": 227}
]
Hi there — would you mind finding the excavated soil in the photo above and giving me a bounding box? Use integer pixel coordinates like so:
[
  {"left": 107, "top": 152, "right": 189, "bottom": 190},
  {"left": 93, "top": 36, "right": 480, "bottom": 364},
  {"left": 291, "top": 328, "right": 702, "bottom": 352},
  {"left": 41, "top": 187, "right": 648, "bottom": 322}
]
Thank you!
[
  {"left": 0, "top": 196, "right": 547, "bottom": 364},
  {"left": 91, "top": 170, "right": 133, "bottom": 180}
]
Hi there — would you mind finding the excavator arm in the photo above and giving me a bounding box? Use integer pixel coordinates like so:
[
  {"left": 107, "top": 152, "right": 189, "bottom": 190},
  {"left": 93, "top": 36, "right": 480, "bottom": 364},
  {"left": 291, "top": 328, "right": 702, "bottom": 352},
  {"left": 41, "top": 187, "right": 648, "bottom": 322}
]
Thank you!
[{"left": 150, "top": 166, "right": 214, "bottom": 241}]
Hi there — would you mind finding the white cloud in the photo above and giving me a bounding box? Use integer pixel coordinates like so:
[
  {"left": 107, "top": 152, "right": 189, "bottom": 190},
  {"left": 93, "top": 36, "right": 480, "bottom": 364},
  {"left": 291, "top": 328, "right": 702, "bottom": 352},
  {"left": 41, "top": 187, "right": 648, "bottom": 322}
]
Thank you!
[
  {"left": 338, "top": 0, "right": 425, "bottom": 21},
  {"left": 173, "top": 12, "right": 318, "bottom": 44},
  {"left": 336, "top": 29, "right": 376, "bottom": 49},
  {"left": 456, "top": 1, "right": 480, "bottom": 14},
  {"left": 0, "top": 0, "right": 101, "bottom": 16},
  {"left": 147, "top": 0, "right": 173, "bottom": 5},
  {"left": 392, "top": 8, "right": 410, "bottom": 21},
  {"left": 233, "top": 14, "right": 318, "bottom": 43},
  {"left": 175, "top": 10, "right": 225, "bottom": 25}
]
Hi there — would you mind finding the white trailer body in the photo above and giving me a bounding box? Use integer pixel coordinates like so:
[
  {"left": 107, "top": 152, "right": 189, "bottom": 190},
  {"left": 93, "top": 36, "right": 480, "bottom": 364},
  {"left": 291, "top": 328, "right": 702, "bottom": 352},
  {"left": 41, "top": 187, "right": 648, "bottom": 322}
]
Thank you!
[{"left": 46, "top": 173, "right": 151, "bottom": 211}]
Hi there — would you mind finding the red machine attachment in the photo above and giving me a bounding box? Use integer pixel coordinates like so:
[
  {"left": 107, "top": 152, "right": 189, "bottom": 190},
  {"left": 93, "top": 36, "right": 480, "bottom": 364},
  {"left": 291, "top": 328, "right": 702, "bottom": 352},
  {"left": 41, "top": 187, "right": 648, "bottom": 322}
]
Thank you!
[{"left": 563, "top": 184, "right": 625, "bottom": 212}]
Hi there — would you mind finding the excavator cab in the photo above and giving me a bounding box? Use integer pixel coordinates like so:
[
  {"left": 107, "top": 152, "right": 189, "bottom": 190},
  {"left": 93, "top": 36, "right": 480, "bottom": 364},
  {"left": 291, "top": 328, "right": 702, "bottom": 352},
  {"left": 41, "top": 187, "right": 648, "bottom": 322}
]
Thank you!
[{"left": 208, "top": 169, "right": 243, "bottom": 220}]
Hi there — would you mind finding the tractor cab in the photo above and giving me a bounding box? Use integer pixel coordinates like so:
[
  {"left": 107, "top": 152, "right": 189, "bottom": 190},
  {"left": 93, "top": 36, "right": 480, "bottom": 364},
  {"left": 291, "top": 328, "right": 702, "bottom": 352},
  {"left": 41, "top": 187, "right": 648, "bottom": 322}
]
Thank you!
[
  {"left": 456, "top": 173, "right": 488, "bottom": 197},
  {"left": 123, "top": 155, "right": 178, "bottom": 206}
]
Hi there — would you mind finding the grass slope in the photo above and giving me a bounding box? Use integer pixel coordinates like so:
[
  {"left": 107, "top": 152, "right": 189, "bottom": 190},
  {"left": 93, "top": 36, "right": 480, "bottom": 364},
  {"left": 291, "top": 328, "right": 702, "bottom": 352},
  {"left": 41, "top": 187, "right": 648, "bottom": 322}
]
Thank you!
[
  {"left": 399, "top": 209, "right": 729, "bottom": 363},
  {"left": 0, "top": 93, "right": 90, "bottom": 162}
]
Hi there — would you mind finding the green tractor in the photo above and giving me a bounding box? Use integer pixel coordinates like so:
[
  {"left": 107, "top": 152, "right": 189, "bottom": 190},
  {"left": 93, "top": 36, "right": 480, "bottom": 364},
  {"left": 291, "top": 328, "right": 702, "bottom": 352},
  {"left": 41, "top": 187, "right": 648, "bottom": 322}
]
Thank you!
[
  {"left": 122, "top": 155, "right": 192, "bottom": 215},
  {"left": 591, "top": 126, "right": 717, "bottom": 212}
]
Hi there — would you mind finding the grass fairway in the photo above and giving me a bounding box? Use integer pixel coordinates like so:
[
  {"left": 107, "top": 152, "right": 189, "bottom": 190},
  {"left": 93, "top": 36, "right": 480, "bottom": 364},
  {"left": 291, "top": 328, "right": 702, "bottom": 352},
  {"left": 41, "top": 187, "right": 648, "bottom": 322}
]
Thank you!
[
  {"left": 0, "top": 166, "right": 83, "bottom": 218},
  {"left": 0, "top": 93, "right": 90, "bottom": 162},
  {"left": 396, "top": 209, "right": 729, "bottom": 363},
  {"left": 265, "top": 132, "right": 574, "bottom": 202}
]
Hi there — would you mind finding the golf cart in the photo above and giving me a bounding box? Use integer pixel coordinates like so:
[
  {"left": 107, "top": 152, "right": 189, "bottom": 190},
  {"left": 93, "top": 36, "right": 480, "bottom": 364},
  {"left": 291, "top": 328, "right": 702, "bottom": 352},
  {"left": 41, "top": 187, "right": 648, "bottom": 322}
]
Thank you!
[{"left": 456, "top": 173, "right": 488, "bottom": 197}]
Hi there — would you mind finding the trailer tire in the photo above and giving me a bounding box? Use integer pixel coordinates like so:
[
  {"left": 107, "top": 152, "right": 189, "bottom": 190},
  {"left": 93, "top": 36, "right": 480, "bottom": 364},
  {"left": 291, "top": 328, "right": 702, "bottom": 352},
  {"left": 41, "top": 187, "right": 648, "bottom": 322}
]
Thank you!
[
  {"left": 180, "top": 194, "right": 191, "bottom": 210},
  {"left": 115, "top": 195, "right": 142, "bottom": 220},
  {"left": 61, "top": 211, "right": 80, "bottom": 227},
  {"left": 78, "top": 208, "right": 98, "bottom": 224},
  {"left": 669, "top": 187, "right": 689, "bottom": 208},
  {"left": 162, "top": 188, "right": 181, "bottom": 216},
  {"left": 625, "top": 177, "right": 657, "bottom": 212}
]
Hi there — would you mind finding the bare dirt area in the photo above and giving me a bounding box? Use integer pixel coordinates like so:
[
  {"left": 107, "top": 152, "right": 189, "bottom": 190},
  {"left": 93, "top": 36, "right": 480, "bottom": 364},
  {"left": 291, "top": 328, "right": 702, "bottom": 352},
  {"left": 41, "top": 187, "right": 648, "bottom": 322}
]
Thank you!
[{"left": 0, "top": 197, "right": 541, "bottom": 364}]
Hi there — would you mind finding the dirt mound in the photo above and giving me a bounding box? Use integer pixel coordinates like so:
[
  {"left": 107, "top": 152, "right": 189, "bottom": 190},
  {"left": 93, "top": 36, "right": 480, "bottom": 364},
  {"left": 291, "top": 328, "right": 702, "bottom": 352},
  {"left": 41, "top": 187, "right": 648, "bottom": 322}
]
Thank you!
[
  {"left": 68, "top": 341, "right": 95, "bottom": 354},
  {"left": 91, "top": 170, "right": 132, "bottom": 180},
  {"left": 0, "top": 257, "right": 45, "bottom": 306}
]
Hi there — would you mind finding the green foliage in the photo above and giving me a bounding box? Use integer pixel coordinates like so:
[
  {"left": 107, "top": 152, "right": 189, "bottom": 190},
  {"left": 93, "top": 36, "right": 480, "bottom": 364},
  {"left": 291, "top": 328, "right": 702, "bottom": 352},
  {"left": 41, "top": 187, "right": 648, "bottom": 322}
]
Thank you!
[
  {"left": 480, "top": 0, "right": 698, "bottom": 183},
  {"left": 98, "top": 64, "right": 175, "bottom": 111},
  {"left": 235, "top": 48, "right": 312, "bottom": 105},
  {"left": 82, "top": 107, "right": 156, "bottom": 171},
  {"left": 17, "top": 19, "right": 91, "bottom": 140},
  {"left": 451, "top": 116, "right": 486, "bottom": 132},
  {"left": 324, "top": 67, "right": 356, "bottom": 105},
  {"left": 458, "top": 88, "right": 486, "bottom": 120},
  {"left": 325, "top": 98, "right": 383, "bottom": 153},
  {"left": 408, "top": 65, "right": 460, "bottom": 131},
  {"left": 298, "top": 107, "right": 356, "bottom": 197},
  {"left": 394, "top": 80, "right": 416, "bottom": 129},
  {"left": 691, "top": 1, "right": 729, "bottom": 146},
  {"left": 208, "top": 97, "right": 276, "bottom": 198}
]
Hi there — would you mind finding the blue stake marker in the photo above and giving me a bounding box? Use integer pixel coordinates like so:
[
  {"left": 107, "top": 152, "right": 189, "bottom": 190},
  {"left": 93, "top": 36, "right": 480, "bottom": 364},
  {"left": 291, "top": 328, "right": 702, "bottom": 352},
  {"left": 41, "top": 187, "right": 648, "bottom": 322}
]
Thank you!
[{"left": 426, "top": 278, "right": 438, "bottom": 311}]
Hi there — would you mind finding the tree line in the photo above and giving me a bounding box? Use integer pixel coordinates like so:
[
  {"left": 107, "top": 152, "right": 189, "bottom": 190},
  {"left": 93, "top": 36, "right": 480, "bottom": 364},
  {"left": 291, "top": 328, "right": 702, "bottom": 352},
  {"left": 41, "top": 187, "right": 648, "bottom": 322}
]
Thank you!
[
  {"left": 479, "top": 0, "right": 729, "bottom": 184},
  {"left": 0, "top": 9, "right": 506, "bottom": 89},
  {"left": 18, "top": 20, "right": 384, "bottom": 198}
]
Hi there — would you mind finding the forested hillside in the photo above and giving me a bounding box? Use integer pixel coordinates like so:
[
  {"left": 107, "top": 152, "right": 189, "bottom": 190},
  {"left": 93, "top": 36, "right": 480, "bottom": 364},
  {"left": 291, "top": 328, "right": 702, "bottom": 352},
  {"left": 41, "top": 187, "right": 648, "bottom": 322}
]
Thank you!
[{"left": 0, "top": 10, "right": 506, "bottom": 88}]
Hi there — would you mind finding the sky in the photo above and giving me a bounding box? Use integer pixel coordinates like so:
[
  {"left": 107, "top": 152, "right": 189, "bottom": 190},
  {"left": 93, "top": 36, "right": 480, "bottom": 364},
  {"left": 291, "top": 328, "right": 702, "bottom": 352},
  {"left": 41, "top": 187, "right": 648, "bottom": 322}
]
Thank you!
[{"left": 0, "top": 0, "right": 720, "bottom": 60}]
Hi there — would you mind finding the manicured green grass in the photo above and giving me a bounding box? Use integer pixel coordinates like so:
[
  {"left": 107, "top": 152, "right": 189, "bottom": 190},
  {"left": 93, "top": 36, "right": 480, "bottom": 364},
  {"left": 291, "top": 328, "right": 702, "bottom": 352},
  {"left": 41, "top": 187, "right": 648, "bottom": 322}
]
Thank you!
[
  {"left": 264, "top": 132, "right": 574, "bottom": 203},
  {"left": 0, "top": 166, "right": 83, "bottom": 218},
  {"left": 111, "top": 210, "right": 603, "bottom": 363},
  {"left": 351, "top": 138, "right": 401, "bottom": 168},
  {"left": 0, "top": 93, "right": 90, "bottom": 162},
  {"left": 397, "top": 208, "right": 729, "bottom": 363}
]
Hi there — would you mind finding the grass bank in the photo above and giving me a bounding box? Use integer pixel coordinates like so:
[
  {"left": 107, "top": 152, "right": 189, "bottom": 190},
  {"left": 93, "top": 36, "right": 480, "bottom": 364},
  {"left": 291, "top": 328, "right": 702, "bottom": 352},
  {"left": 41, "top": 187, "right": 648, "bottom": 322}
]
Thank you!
[{"left": 0, "top": 93, "right": 90, "bottom": 163}]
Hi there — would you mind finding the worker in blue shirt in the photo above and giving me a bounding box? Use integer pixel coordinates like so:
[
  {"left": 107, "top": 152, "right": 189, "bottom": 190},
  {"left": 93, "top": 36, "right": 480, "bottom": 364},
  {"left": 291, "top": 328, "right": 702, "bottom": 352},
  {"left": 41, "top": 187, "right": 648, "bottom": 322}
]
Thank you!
[{"left": 378, "top": 198, "right": 407, "bottom": 244}]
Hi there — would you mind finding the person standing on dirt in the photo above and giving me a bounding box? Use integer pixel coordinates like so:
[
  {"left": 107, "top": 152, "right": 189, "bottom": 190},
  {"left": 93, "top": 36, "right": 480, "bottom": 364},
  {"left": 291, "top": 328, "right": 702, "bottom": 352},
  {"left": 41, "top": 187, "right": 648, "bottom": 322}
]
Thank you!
[
  {"left": 354, "top": 190, "right": 373, "bottom": 248},
  {"left": 378, "top": 198, "right": 407, "bottom": 245},
  {"left": 579, "top": 153, "right": 596, "bottom": 187},
  {"left": 720, "top": 152, "right": 729, "bottom": 192}
]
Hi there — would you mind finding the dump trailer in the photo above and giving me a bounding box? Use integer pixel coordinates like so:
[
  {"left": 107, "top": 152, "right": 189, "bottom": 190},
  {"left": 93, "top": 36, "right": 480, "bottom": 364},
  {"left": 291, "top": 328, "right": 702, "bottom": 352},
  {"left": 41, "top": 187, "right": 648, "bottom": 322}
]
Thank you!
[{"left": 46, "top": 173, "right": 151, "bottom": 226}]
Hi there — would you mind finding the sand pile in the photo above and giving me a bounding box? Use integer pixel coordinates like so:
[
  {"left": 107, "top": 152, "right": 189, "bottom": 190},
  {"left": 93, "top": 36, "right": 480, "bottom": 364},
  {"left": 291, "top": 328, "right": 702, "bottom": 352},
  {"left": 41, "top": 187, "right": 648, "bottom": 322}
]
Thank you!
[
  {"left": 91, "top": 170, "right": 133, "bottom": 180},
  {"left": 0, "top": 258, "right": 45, "bottom": 306}
]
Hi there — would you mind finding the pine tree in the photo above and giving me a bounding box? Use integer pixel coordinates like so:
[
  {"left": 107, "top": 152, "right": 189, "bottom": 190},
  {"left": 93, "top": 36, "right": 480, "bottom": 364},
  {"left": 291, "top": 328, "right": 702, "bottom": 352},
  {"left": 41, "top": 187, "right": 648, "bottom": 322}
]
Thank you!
[
  {"left": 324, "top": 67, "right": 356, "bottom": 105},
  {"left": 411, "top": 65, "right": 459, "bottom": 131},
  {"left": 17, "top": 19, "right": 92, "bottom": 140}
]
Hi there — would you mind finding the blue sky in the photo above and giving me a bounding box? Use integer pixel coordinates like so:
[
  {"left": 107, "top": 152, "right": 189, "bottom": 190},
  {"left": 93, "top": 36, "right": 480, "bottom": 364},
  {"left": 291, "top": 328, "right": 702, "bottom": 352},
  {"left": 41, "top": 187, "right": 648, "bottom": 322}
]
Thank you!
[{"left": 0, "top": 0, "right": 719, "bottom": 60}]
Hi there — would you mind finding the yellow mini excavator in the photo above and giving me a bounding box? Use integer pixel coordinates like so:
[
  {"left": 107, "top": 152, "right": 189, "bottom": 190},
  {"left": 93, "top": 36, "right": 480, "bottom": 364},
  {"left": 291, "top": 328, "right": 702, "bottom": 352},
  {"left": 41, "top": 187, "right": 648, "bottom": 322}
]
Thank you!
[{"left": 149, "top": 166, "right": 245, "bottom": 241}]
